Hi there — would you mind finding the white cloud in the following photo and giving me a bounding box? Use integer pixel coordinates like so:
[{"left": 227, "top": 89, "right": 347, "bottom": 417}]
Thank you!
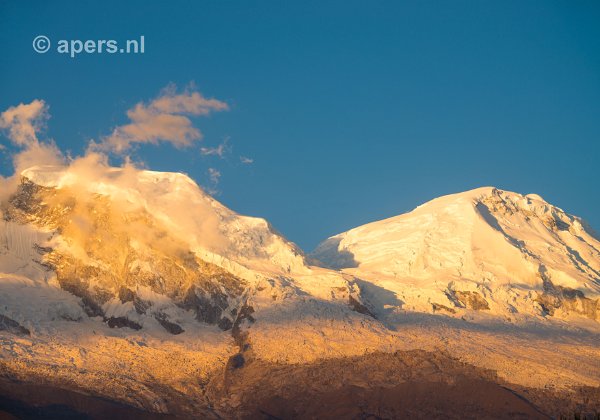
[
  {"left": 0, "top": 100, "right": 65, "bottom": 203},
  {"left": 0, "top": 99, "right": 48, "bottom": 146},
  {"left": 0, "top": 99, "right": 65, "bottom": 173},
  {"left": 98, "top": 85, "right": 228, "bottom": 154},
  {"left": 12, "top": 141, "right": 64, "bottom": 172}
]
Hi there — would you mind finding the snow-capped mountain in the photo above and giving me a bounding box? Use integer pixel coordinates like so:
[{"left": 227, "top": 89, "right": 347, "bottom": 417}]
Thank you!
[
  {"left": 312, "top": 187, "right": 600, "bottom": 325},
  {"left": 1, "top": 165, "right": 371, "bottom": 338},
  {"left": 1, "top": 171, "right": 599, "bottom": 418}
]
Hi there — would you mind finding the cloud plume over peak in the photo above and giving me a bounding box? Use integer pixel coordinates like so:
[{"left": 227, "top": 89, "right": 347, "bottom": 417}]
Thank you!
[
  {"left": 0, "top": 99, "right": 64, "bottom": 175},
  {"left": 97, "top": 86, "right": 228, "bottom": 154},
  {"left": 0, "top": 99, "right": 64, "bottom": 203},
  {"left": 0, "top": 86, "right": 239, "bottom": 204},
  {"left": 0, "top": 99, "right": 49, "bottom": 146}
]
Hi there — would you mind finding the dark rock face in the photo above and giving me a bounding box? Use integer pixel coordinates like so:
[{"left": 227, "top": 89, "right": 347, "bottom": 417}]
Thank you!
[
  {"left": 0, "top": 314, "right": 30, "bottom": 336},
  {"left": 217, "top": 317, "right": 233, "bottom": 331},
  {"left": 57, "top": 276, "right": 107, "bottom": 318},
  {"left": 154, "top": 313, "right": 184, "bottom": 335},
  {"left": 227, "top": 353, "right": 245, "bottom": 369},
  {"left": 537, "top": 276, "right": 600, "bottom": 320},
  {"left": 118, "top": 286, "right": 135, "bottom": 303},
  {"left": 445, "top": 289, "right": 490, "bottom": 310},
  {"left": 183, "top": 285, "right": 239, "bottom": 331},
  {"left": 454, "top": 291, "right": 490, "bottom": 310},
  {"left": 432, "top": 302, "right": 456, "bottom": 314},
  {"left": 348, "top": 295, "right": 375, "bottom": 317},
  {"left": 234, "top": 304, "right": 255, "bottom": 327},
  {"left": 183, "top": 286, "right": 227, "bottom": 325},
  {"left": 106, "top": 317, "right": 142, "bottom": 330}
]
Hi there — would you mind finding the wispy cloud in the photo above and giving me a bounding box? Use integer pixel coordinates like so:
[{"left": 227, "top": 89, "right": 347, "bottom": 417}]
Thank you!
[
  {"left": 0, "top": 88, "right": 234, "bottom": 201},
  {"left": 208, "top": 167, "right": 221, "bottom": 184},
  {"left": 0, "top": 99, "right": 64, "bottom": 173},
  {"left": 200, "top": 137, "right": 230, "bottom": 158},
  {"left": 240, "top": 156, "right": 254, "bottom": 164},
  {"left": 96, "top": 85, "right": 228, "bottom": 154},
  {"left": 0, "top": 100, "right": 49, "bottom": 146}
]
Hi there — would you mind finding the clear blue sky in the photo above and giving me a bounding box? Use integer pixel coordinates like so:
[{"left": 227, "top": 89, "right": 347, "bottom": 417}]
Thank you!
[{"left": 1, "top": 1, "right": 599, "bottom": 250}]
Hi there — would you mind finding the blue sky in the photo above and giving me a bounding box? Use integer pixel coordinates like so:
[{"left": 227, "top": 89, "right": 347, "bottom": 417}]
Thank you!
[{"left": 1, "top": 1, "right": 599, "bottom": 250}]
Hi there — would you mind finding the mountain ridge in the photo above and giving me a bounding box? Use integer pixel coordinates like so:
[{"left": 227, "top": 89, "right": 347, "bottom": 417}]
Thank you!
[{"left": 1, "top": 166, "right": 599, "bottom": 417}]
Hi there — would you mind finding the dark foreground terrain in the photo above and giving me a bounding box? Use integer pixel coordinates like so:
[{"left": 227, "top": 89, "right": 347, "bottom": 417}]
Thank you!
[{"left": 1, "top": 350, "right": 598, "bottom": 419}]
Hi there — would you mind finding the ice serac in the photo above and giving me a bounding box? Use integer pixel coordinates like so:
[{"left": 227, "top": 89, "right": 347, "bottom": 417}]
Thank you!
[{"left": 312, "top": 187, "right": 600, "bottom": 323}]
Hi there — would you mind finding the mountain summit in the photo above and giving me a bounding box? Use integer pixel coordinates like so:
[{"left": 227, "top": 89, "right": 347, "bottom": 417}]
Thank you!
[{"left": 312, "top": 187, "right": 600, "bottom": 323}]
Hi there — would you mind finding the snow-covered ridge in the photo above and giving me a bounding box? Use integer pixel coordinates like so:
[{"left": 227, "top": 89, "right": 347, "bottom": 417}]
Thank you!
[
  {"left": 312, "top": 187, "right": 600, "bottom": 323},
  {"left": 12, "top": 167, "right": 600, "bottom": 326},
  {"left": 20, "top": 165, "right": 308, "bottom": 277}
]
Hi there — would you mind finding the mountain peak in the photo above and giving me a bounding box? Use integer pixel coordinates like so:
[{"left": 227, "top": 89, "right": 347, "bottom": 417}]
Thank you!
[
  {"left": 312, "top": 186, "right": 600, "bottom": 322},
  {"left": 21, "top": 164, "right": 201, "bottom": 195},
  {"left": 17, "top": 164, "right": 310, "bottom": 278}
]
